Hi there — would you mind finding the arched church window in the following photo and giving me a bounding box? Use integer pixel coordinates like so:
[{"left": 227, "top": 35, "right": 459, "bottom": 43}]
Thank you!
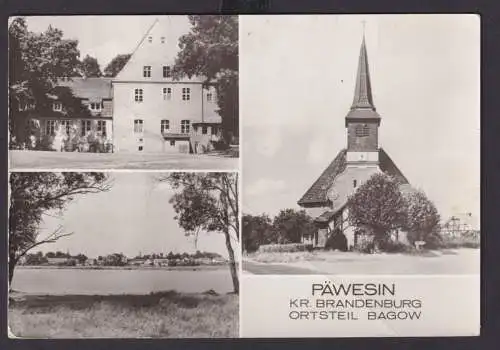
[{"left": 355, "top": 124, "right": 369, "bottom": 137}]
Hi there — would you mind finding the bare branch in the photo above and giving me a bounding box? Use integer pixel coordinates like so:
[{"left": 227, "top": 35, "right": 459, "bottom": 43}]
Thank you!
[{"left": 17, "top": 226, "right": 74, "bottom": 259}]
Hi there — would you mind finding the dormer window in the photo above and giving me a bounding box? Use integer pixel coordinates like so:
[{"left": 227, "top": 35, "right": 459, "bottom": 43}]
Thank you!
[
  {"left": 163, "top": 66, "right": 172, "bottom": 78},
  {"left": 355, "top": 124, "right": 369, "bottom": 137},
  {"left": 143, "top": 66, "right": 151, "bottom": 78},
  {"left": 161, "top": 36, "right": 165, "bottom": 44},
  {"left": 89, "top": 102, "right": 102, "bottom": 111},
  {"left": 148, "top": 36, "right": 152, "bottom": 43},
  {"left": 53, "top": 102, "right": 62, "bottom": 112}
]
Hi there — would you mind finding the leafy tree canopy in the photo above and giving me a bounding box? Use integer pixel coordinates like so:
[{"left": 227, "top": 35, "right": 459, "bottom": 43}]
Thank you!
[
  {"left": 160, "top": 172, "right": 239, "bottom": 293},
  {"left": 273, "top": 209, "right": 316, "bottom": 244},
  {"left": 80, "top": 54, "right": 102, "bottom": 77},
  {"left": 9, "top": 17, "right": 81, "bottom": 148},
  {"left": 9, "top": 172, "right": 111, "bottom": 284},
  {"left": 404, "top": 189, "right": 441, "bottom": 246},
  {"left": 173, "top": 15, "right": 239, "bottom": 141},
  {"left": 103, "top": 53, "right": 131, "bottom": 77},
  {"left": 242, "top": 213, "right": 274, "bottom": 253},
  {"left": 347, "top": 172, "right": 407, "bottom": 244}
]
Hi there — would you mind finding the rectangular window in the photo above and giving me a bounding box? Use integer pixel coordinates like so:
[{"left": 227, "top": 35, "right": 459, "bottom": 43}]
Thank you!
[
  {"left": 97, "top": 121, "right": 107, "bottom": 137},
  {"left": 89, "top": 102, "right": 102, "bottom": 111},
  {"left": 163, "top": 66, "right": 172, "bottom": 78},
  {"left": 207, "top": 92, "right": 213, "bottom": 102},
  {"left": 134, "top": 119, "right": 144, "bottom": 133},
  {"left": 81, "top": 120, "right": 91, "bottom": 136},
  {"left": 182, "top": 88, "right": 191, "bottom": 101},
  {"left": 134, "top": 89, "right": 143, "bottom": 102},
  {"left": 60, "top": 120, "right": 71, "bottom": 135},
  {"left": 202, "top": 126, "right": 208, "bottom": 135},
  {"left": 161, "top": 120, "right": 170, "bottom": 133},
  {"left": 211, "top": 126, "right": 217, "bottom": 135},
  {"left": 46, "top": 120, "right": 56, "bottom": 135},
  {"left": 148, "top": 36, "right": 152, "bottom": 43},
  {"left": 143, "top": 66, "right": 151, "bottom": 78},
  {"left": 53, "top": 102, "right": 62, "bottom": 111},
  {"left": 181, "top": 120, "right": 190, "bottom": 134},
  {"left": 170, "top": 140, "right": 175, "bottom": 146},
  {"left": 161, "top": 36, "right": 165, "bottom": 44},
  {"left": 163, "top": 87, "right": 172, "bottom": 100}
]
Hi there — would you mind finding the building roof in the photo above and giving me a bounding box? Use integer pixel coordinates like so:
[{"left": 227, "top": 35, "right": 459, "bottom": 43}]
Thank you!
[
  {"left": 297, "top": 148, "right": 409, "bottom": 207},
  {"left": 57, "top": 77, "right": 113, "bottom": 101},
  {"left": 346, "top": 35, "right": 381, "bottom": 123},
  {"left": 298, "top": 149, "right": 347, "bottom": 207}
]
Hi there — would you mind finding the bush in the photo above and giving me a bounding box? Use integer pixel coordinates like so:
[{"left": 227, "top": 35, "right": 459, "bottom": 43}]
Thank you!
[
  {"left": 439, "top": 232, "right": 480, "bottom": 249},
  {"left": 258, "top": 243, "right": 312, "bottom": 253},
  {"left": 35, "top": 135, "right": 55, "bottom": 151},
  {"left": 379, "top": 240, "right": 410, "bottom": 253},
  {"left": 325, "top": 232, "right": 348, "bottom": 251},
  {"left": 353, "top": 235, "right": 374, "bottom": 254},
  {"left": 212, "top": 140, "right": 229, "bottom": 151}
]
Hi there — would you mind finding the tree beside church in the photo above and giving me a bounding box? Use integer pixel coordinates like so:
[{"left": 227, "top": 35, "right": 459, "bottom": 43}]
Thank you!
[{"left": 297, "top": 34, "right": 417, "bottom": 251}]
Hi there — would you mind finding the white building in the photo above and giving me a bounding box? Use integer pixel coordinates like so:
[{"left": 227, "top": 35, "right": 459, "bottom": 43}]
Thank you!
[{"left": 112, "top": 17, "right": 222, "bottom": 153}]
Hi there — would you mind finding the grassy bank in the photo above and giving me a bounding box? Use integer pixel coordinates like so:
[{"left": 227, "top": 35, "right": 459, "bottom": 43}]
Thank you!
[{"left": 9, "top": 291, "right": 238, "bottom": 338}]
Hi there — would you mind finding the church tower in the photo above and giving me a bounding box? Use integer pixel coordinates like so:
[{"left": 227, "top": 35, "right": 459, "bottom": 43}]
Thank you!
[{"left": 345, "top": 35, "right": 381, "bottom": 166}]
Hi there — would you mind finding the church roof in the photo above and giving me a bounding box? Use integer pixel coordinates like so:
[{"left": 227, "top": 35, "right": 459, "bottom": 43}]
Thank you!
[
  {"left": 346, "top": 35, "right": 380, "bottom": 123},
  {"left": 297, "top": 148, "right": 409, "bottom": 207}
]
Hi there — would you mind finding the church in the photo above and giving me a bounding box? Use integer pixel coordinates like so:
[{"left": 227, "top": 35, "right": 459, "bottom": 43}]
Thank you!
[{"left": 297, "top": 35, "right": 411, "bottom": 250}]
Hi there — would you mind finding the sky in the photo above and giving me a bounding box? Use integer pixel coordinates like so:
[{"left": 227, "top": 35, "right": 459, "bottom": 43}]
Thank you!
[
  {"left": 34, "top": 173, "right": 239, "bottom": 259},
  {"left": 240, "top": 15, "right": 480, "bottom": 226},
  {"left": 24, "top": 15, "right": 191, "bottom": 71}
]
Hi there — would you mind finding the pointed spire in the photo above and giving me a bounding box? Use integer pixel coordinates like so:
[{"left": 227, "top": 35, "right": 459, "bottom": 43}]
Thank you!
[{"left": 351, "top": 34, "right": 376, "bottom": 110}]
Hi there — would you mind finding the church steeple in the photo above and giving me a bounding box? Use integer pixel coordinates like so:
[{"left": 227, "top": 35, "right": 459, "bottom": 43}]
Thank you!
[
  {"left": 351, "top": 35, "right": 375, "bottom": 111},
  {"left": 345, "top": 33, "right": 381, "bottom": 156}
]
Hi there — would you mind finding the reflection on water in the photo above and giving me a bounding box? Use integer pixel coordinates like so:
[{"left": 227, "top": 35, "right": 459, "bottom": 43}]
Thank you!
[{"left": 12, "top": 268, "right": 233, "bottom": 295}]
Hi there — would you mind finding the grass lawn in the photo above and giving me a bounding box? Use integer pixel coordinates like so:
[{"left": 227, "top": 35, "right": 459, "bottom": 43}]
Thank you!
[
  {"left": 9, "top": 291, "right": 238, "bottom": 338},
  {"left": 243, "top": 248, "right": 480, "bottom": 275},
  {"left": 9, "top": 150, "right": 238, "bottom": 170}
]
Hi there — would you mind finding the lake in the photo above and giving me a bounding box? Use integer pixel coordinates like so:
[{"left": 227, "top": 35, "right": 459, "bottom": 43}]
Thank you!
[{"left": 12, "top": 267, "right": 234, "bottom": 295}]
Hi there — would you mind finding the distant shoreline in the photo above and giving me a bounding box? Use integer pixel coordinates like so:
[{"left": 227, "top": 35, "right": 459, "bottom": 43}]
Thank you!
[{"left": 17, "top": 264, "right": 230, "bottom": 271}]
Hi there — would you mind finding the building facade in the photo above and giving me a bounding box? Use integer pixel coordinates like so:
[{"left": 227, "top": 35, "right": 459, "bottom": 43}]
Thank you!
[
  {"left": 26, "top": 77, "right": 113, "bottom": 152},
  {"left": 112, "top": 17, "right": 222, "bottom": 153},
  {"left": 22, "top": 17, "right": 222, "bottom": 154},
  {"left": 298, "top": 35, "right": 411, "bottom": 251}
]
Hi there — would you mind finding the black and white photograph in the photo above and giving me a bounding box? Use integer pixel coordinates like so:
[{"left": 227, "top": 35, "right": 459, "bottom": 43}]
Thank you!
[
  {"left": 8, "top": 15, "right": 239, "bottom": 170},
  {"left": 241, "top": 15, "right": 480, "bottom": 276},
  {"left": 239, "top": 14, "right": 480, "bottom": 338},
  {"left": 8, "top": 172, "right": 240, "bottom": 338}
]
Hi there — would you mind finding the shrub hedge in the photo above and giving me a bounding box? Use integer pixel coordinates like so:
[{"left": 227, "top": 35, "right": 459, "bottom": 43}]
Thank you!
[{"left": 258, "top": 243, "right": 313, "bottom": 253}]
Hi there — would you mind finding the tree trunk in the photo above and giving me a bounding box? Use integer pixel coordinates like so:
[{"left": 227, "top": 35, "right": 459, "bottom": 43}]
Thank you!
[
  {"left": 9, "top": 255, "right": 17, "bottom": 288},
  {"left": 224, "top": 229, "right": 239, "bottom": 294}
]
